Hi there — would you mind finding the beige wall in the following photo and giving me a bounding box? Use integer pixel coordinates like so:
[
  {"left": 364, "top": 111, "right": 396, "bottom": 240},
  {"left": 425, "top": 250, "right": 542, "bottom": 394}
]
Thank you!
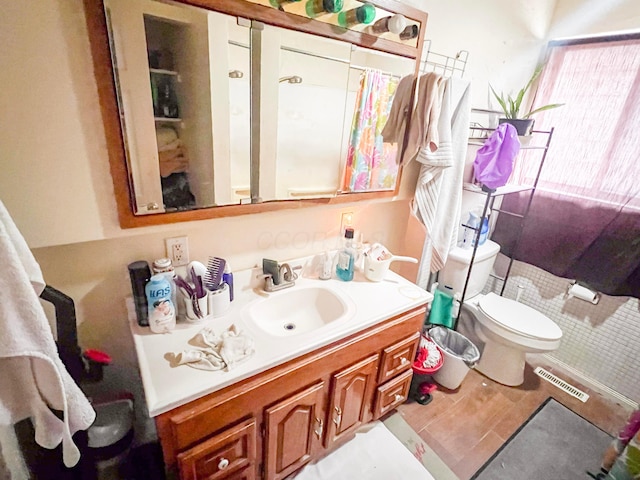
[{"left": 3, "top": 0, "right": 639, "bottom": 443}]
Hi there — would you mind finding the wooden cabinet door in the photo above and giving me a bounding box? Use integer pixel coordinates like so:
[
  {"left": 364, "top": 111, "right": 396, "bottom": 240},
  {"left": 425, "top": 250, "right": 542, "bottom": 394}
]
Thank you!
[
  {"left": 264, "top": 381, "right": 325, "bottom": 480},
  {"left": 177, "top": 418, "right": 256, "bottom": 480},
  {"left": 325, "top": 354, "right": 378, "bottom": 449}
]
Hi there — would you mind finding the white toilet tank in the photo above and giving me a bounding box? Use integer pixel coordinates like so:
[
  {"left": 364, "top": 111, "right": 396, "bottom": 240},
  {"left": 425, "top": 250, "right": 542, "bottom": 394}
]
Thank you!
[{"left": 439, "top": 240, "right": 501, "bottom": 298}]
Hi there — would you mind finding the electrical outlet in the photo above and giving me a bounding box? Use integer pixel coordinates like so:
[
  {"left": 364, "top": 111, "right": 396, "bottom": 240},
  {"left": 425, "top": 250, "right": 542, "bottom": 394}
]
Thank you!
[
  {"left": 340, "top": 211, "right": 354, "bottom": 234},
  {"left": 165, "top": 236, "right": 189, "bottom": 266}
]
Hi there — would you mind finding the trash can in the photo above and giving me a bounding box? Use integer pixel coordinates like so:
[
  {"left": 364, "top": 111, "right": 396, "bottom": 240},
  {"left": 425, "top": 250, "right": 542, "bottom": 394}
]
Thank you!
[{"left": 428, "top": 326, "right": 480, "bottom": 389}]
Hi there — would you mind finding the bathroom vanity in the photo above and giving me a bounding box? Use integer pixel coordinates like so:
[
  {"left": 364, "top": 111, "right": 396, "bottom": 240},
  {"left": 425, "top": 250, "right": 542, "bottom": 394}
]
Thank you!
[{"left": 129, "top": 264, "right": 432, "bottom": 479}]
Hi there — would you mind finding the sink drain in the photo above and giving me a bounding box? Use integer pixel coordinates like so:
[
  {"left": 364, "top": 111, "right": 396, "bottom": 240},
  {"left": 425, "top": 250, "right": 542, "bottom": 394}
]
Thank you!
[{"left": 283, "top": 323, "right": 296, "bottom": 331}]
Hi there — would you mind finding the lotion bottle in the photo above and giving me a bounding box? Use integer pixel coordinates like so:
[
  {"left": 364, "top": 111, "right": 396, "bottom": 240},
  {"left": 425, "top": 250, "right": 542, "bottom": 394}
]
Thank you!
[{"left": 145, "top": 274, "right": 176, "bottom": 333}]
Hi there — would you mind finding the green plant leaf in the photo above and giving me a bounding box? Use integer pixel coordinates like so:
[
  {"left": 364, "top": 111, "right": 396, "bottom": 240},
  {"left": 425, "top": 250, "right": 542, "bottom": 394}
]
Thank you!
[
  {"left": 524, "top": 103, "right": 565, "bottom": 118},
  {"left": 490, "top": 84, "right": 509, "bottom": 117},
  {"left": 508, "top": 97, "right": 518, "bottom": 118}
]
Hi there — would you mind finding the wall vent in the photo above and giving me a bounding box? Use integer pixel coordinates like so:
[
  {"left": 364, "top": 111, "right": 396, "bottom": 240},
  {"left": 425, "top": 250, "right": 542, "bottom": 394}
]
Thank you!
[{"left": 534, "top": 367, "right": 590, "bottom": 402}]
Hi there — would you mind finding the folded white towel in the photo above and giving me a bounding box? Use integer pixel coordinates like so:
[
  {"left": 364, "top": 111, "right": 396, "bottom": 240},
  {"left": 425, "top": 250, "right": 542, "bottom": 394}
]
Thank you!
[
  {"left": 175, "top": 324, "right": 255, "bottom": 372},
  {"left": 0, "top": 200, "right": 95, "bottom": 468}
]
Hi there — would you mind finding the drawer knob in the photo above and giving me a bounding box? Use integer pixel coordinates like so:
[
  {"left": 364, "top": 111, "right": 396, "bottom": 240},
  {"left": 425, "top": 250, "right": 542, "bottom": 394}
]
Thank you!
[
  {"left": 400, "top": 357, "right": 409, "bottom": 366},
  {"left": 218, "top": 458, "right": 230, "bottom": 470},
  {"left": 394, "top": 394, "right": 404, "bottom": 403}
]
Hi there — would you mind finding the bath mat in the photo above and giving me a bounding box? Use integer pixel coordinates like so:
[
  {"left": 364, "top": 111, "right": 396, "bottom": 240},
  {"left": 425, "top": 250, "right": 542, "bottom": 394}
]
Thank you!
[
  {"left": 291, "top": 421, "right": 435, "bottom": 480},
  {"left": 471, "top": 397, "right": 613, "bottom": 479},
  {"left": 383, "top": 413, "right": 459, "bottom": 480}
]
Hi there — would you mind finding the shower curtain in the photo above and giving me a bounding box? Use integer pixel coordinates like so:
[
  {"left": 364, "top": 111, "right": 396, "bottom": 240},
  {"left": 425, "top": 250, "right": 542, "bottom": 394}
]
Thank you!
[
  {"left": 341, "top": 70, "right": 399, "bottom": 192},
  {"left": 492, "top": 37, "right": 640, "bottom": 298}
]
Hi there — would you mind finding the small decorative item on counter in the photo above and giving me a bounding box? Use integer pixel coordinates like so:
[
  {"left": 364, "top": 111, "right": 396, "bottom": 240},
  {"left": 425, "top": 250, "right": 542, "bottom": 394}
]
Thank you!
[
  {"left": 399, "top": 24, "right": 419, "bottom": 40},
  {"left": 146, "top": 274, "right": 176, "bottom": 333},
  {"left": 336, "top": 227, "right": 356, "bottom": 281},
  {"left": 319, "top": 251, "right": 333, "bottom": 280},
  {"left": 128, "top": 260, "right": 151, "bottom": 326},
  {"left": 306, "top": 0, "right": 343, "bottom": 16},
  {"left": 371, "top": 14, "right": 407, "bottom": 34},
  {"left": 337, "top": 3, "right": 376, "bottom": 28}
]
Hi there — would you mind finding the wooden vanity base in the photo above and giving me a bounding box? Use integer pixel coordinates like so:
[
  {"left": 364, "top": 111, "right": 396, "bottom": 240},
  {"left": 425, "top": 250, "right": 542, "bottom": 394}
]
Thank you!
[{"left": 155, "top": 305, "right": 425, "bottom": 479}]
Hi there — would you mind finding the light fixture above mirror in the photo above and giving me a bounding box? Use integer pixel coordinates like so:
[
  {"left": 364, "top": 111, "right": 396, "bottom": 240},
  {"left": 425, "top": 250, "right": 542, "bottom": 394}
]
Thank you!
[{"left": 83, "top": 0, "right": 428, "bottom": 228}]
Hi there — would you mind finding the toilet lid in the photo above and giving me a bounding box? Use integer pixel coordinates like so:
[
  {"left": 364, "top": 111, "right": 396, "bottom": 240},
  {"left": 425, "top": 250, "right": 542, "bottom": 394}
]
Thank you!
[{"left": 478, "top": 293, "right": 562, "bottom": 340}]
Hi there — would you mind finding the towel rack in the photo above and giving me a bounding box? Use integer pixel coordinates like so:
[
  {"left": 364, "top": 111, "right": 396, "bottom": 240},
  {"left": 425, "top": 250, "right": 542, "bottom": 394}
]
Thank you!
[{"left": 420, "top": 39, "right": 468, "bottom": 77}]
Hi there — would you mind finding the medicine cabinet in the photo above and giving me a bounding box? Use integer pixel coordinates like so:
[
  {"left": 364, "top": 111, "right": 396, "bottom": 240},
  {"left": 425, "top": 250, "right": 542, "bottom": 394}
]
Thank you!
[{"left": 84, "top": 0, "right": 428, "bottom": 227}]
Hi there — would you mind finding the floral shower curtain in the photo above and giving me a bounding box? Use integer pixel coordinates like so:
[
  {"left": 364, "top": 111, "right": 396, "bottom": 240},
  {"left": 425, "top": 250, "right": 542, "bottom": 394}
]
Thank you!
[
  {"left": 492, "top": 36, "right": 640, "bottom": 298},
  {"left": 341, "top": 70, "right": 399, "bottom": 192}
]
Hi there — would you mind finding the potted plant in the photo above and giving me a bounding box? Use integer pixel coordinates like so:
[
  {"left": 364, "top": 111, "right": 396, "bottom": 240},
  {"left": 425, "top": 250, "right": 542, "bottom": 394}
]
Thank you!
[{"left": 490, "top": 64, "right": 564, "bottom": 136}]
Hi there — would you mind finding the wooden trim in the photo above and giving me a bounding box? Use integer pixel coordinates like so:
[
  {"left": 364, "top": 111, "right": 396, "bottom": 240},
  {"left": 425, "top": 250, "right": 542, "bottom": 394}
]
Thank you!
[{"left": 83, "top": 0, "right": 428, "bottom": 229}]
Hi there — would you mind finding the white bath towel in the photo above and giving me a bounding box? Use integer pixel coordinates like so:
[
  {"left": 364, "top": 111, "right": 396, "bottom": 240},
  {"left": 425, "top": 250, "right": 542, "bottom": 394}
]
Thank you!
[
  {"left": 413, "top": 78, "right": 471, "bottom": 287},
  {"left": 0, "top": 200, "right": 95, "bottom": 467}
]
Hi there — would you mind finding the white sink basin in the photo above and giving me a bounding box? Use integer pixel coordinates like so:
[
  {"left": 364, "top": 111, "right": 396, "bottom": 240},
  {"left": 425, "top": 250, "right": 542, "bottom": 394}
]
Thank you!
[{"left": 243, "top": 285, "right": 356, "bottom": 337}]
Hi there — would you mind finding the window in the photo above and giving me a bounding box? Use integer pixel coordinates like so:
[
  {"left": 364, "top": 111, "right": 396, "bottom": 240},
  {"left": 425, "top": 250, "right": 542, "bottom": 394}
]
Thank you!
[{"left": 512, "top": 35, "right": 640, "bottom": 210}]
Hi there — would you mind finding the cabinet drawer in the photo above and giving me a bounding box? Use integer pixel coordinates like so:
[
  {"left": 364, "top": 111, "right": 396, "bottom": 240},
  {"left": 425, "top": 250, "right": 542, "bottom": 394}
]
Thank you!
[
  {"left": 177, "top": 418, "right": 256, "bottom": 480},
  {"left": 377, "top": 332, "right": 419, "bottom": 384},
  {"left": 373, "top": 369, "right": 413, "bottom": 419}
]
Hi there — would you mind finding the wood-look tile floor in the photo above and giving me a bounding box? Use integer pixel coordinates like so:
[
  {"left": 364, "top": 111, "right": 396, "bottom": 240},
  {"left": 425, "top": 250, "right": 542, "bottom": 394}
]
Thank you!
[{"left": 397, "top": 356, "right": 632, "bottom": 480}]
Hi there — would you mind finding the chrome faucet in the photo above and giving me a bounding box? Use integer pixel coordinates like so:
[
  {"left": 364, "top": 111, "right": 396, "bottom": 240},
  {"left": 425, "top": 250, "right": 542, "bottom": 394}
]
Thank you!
[{"left": 257, "top": 261, "right": 301, "bottom": 292}]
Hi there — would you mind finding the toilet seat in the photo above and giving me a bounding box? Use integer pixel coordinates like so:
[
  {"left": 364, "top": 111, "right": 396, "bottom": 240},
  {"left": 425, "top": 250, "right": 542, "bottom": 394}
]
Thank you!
[{"left": 478, "top": 293, "right": 562, "bottom": 341}]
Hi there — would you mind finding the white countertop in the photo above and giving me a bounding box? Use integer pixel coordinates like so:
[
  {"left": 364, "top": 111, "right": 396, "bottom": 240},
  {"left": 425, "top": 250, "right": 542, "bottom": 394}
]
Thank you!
[{"left": 129, "top": 258, "right": 432, "bottom": 417}]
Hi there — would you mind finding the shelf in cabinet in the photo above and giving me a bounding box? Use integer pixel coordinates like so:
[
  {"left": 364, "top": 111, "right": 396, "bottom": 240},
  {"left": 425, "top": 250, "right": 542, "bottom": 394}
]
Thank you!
[
  {"left": 150, "top": 68, "right": 178, "bottom": 76},
  {"left": 463, "top": 183, "right": 534, "bottom": 197},
  {"left": 154, "top": 117, "right": 182, "bottom": 123}
]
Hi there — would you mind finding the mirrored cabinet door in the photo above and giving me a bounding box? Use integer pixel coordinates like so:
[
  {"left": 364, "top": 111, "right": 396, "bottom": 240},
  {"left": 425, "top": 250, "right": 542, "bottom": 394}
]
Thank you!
[
  {"left": 105, "top": 0, "right": 250, "bottom": 214},
  {"left": 270, "top": 27, "right": 352, "bottom": 201}
]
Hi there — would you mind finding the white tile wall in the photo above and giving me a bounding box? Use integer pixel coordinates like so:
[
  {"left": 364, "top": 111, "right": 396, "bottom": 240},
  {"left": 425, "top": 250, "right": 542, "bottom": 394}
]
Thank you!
[{"left": 484, "top": 256, "right": 640, "bottom": 402}]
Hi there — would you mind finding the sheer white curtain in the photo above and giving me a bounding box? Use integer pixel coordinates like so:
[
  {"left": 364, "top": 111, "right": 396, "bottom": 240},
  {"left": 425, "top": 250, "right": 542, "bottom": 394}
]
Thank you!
[
  {"left": 494, "top": 36, "right": 640, "bottom": 297},
  {"left": 513, "top": 37, "right": 640, "bottom": 209}
]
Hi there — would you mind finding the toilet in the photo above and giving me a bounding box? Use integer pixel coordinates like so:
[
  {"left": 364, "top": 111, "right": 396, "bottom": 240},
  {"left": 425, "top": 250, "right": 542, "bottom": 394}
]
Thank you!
[{"left": 439, "top": 240, "right": 562, "bottom": 386}]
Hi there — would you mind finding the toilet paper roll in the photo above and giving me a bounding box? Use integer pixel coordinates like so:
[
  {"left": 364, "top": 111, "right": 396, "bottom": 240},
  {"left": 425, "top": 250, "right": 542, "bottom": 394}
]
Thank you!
[{"left": 567, "top": 283, "right": 600, "bottom": 305}]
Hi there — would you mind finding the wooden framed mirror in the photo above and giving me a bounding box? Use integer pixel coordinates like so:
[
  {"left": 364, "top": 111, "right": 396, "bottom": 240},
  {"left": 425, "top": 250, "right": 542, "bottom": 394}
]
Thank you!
[{"left": 83, "top": 0, "right": 428, "bottom": 228}]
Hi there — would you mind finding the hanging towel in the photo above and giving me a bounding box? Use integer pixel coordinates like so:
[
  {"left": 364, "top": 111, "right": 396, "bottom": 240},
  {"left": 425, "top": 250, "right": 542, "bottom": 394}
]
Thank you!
[
  {"left": 381, "top": 74, "right": 416, "bottom": 144},
  {"left": 0, "top": 200, "right": 95, "bottom": 468},
  {"left": 402, "top": 72, "right": 445, "bottom": 164},
  {"left": 413, "top": 78, "right": 471, "bottom": 287}
]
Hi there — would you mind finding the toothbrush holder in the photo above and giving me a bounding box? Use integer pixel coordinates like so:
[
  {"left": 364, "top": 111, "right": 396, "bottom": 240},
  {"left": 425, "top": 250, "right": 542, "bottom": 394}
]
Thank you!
[
  {"left": 208, "top": 283, "right": 231, "bottom": 318},
  {"left": 184, "top": 294, "right": 208, "bottom": 323}
]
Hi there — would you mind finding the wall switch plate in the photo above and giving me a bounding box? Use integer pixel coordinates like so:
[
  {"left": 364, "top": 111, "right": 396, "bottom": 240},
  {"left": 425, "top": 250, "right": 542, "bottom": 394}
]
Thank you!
[{"left": 165, "top": 236, "right": 189, "bottom": 266}]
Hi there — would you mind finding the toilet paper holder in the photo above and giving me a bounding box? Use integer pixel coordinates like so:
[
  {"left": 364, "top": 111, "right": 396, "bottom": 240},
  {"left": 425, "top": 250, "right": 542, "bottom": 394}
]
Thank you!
[{"left": 564, "top": 281, "right": 600, "bottom": 305}]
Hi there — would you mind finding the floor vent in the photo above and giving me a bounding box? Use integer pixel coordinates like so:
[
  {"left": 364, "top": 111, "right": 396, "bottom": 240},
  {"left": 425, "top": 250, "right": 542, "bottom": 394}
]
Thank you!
[{"left": 534, "top": 367, "right": 590, "bottom": 402}]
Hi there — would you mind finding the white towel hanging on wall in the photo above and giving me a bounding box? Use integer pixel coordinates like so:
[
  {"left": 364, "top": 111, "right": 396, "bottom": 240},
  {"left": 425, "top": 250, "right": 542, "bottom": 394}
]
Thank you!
[{"left": 0, "top": 200, "right": 95, "bottom": 467}]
